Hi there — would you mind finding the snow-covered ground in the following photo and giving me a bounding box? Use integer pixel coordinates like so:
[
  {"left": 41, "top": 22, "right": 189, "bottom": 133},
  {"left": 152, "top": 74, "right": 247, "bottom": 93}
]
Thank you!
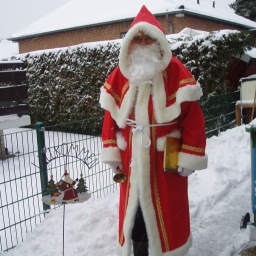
[{"left": 1, "top": 124, "right": 256, "bottom": 256}]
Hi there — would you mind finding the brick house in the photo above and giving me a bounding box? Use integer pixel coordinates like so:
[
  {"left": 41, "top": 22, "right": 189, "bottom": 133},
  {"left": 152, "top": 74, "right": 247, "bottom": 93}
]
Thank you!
[{"left": 9, "top": 0, "right": 256, "bottom": 54}]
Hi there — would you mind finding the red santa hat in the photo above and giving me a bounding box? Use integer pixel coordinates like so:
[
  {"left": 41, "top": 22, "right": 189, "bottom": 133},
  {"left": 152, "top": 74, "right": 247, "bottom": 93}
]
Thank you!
[{"left": 119, "top": 5, "right": 172, "bottom": 78}]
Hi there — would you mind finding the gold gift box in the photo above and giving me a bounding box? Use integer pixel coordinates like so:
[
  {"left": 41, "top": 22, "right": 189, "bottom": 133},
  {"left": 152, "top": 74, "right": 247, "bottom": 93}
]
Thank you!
[{"left": 163, "top": 137, "right": 181, "bottom": 172}]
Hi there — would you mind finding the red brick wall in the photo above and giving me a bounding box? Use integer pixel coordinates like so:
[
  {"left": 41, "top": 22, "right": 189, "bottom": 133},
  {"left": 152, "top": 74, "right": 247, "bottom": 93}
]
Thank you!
[
  {"left": 18, "top": 14, "right": 244, "bottom": 53},
  {"left": 19, "top": 21, "right": 131, "bottom": 53},
  {"left": 168, "top": 15, "right": 242, "bottom": 34}
]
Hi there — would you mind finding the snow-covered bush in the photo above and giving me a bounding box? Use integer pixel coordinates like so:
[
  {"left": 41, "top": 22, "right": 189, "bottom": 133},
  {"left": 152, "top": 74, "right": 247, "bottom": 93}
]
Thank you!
[
  {"left": 170, "top": 29, "right": 252, "bottom": 95},
  {"left": 20, "top": 42, "right": 120, "bottom": 134},
  {"left": 10, "top": 29, "right": 251, "bottom": 134}
]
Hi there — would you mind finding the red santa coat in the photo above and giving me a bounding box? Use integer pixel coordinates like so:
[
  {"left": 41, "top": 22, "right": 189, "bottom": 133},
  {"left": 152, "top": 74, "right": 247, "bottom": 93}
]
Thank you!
[{"left": 100, "top": 5, "right": 207, "bottom": 256}]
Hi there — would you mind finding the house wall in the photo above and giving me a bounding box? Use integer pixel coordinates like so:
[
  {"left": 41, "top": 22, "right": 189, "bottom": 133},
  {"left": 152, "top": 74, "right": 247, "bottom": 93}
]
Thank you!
[
  {"left": 18, "top": 14, "right": 243, "bottom": 53},
  {"left": 167, "top": 15, "right": 242, "bottom": 34},
  {"left": 18, "top": 21, "right": 131, "bottom": 53},
  {"left": 245, "top": 59, "right": 256, "bottom": 76}
]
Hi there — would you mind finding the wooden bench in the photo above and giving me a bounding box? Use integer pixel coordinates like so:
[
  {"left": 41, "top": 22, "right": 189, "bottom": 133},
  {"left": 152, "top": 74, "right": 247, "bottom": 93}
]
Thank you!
[{"left": 0, "top": 60, "right": 31, "bottom": 159}]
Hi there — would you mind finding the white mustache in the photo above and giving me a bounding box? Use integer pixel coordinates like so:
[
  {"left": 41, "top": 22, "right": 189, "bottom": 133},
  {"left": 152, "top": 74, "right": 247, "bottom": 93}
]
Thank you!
[{"left": 127, "top": 43, "right": 164, "bottom": 85}]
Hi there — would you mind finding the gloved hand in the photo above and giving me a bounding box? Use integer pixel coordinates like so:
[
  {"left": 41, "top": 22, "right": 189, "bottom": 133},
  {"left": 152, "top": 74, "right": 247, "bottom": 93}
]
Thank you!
[
  {"left": 108, "top": 162, "right": 123, "bottom": 173},
  {"left": 177, "top": 166, "right": 194, "bottom": 177}
]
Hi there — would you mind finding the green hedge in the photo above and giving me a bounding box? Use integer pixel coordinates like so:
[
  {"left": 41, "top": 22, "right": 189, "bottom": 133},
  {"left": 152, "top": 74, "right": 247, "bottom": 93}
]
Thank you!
[
  {"left": 23, "top": 42, "right": 120, "bottom": 134},
  {"left": 170, "top": 30, "right": 251, "bottom": 95},
  {"left": 6, "top": 30, "right": 251, "bottom": 134}
]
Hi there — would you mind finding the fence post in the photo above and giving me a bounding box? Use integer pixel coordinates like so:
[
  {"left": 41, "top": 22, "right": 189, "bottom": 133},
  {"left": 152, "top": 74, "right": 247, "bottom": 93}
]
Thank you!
[
  {"left": 0, "top": 129, "right": 6, "bottom": 159},
  {"left": 36, "top": 122, "right": 50, "bottom": 211}
]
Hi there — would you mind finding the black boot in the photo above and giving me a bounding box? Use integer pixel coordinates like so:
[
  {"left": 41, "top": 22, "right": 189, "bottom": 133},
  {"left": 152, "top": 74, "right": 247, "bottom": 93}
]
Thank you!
[{"left": 133, "top": 241, "right": 149, "bottom": 256}]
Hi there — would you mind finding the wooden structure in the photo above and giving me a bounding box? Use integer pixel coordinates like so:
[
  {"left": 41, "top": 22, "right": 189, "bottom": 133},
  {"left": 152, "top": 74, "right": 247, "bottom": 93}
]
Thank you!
[
  {"left": 236, "top": 76, "right": 256, "bottom": 125},
  {"left": 0, "top": 61, "right": 31, "bottom": 159}
]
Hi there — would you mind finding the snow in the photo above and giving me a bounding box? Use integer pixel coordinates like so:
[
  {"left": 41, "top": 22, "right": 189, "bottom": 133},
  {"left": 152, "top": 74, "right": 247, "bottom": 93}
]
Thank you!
[
  {"left": 1, "top": 124, "right": 256, "bottom": 256},
  {"left": 9, "top": 0, "right": 256, "bottom": 40},
  {"left": 0, "top": 114, "right": 31, "bottom": 130},
  {"left": 244, "top": 48, "right": 256, "bottom": 59},
  {"left": 2, "top": 28, "right": 255, "bottom": 61},
  {"left": 0, "top": 40, "right": 18, "bottom": 59},
  {"left": 1, "top": 0, "right": 256, "bottom": 60}
]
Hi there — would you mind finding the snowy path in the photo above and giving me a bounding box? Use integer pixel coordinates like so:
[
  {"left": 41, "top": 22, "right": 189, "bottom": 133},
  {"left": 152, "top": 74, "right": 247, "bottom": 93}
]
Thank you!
[{"left": 188, "top": 174, "right": 252, "bottom": 256}]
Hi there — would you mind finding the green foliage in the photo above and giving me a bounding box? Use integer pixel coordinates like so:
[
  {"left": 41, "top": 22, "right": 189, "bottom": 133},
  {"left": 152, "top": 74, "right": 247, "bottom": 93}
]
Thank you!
[
  {"left": 10, "top": 30, "right": 251, "bottom": 134},
  {"left": 171, "top": 30, "right": 252, "bottom": 95},
  {"left": 19, "top": 42, "right": 120, "bottom": 134},
  {"left": 230, "top": 0, "right": 256, "bottom": 22}
]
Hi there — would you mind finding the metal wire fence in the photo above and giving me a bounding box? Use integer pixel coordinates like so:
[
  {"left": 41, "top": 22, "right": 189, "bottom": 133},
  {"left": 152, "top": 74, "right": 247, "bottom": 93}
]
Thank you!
[
  {"left": 0, "top": 128, "right": 42, "bottom": 252},
  {"left": 0, "top": 118, "right": 117, "bottom": 253},
  {"left": 200, "top": 90, "right": 240, "bottom": 138}
]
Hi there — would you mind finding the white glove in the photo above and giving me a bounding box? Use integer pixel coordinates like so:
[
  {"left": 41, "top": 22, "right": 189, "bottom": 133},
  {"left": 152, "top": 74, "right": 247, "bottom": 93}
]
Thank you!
[
  {"left": 108, "top": 162, "right": 122, "bottom": 173},
  {"left": 178, "top": 167, "right": 194, "bottom": 177}
]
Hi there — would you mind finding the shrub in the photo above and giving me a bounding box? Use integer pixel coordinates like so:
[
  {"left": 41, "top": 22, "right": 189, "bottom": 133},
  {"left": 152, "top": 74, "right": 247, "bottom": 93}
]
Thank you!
[{"left": 7, "top": 30, "right": 251, "bottom": 134}]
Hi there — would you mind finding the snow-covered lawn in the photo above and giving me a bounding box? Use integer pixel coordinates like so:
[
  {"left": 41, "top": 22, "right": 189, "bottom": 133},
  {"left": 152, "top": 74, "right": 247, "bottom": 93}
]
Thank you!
[{"left": 1, "top": 124, "right": 255, "bottom": 255}]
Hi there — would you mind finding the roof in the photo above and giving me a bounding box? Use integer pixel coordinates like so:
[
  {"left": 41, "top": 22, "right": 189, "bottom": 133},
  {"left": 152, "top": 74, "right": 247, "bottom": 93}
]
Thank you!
[{"left": 9, "top": 0, "right": 256, "bottom": 40}]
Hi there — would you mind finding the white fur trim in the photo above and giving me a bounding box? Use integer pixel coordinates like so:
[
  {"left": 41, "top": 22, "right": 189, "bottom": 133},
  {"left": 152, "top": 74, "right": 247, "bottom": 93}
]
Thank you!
[
  {"left": 135, "top": 84, "right": 163, "bottom": 255},
  {"left": 100, "top": 86, "right": 137, "bottom": 128},
  {"left": 152, "top": 77, "right": 203, "bottom": 123},
  {"left": 176, "top": 82, "right": 203, "bottom": 103},
  {"left": 116, "top": 131, "right": 127, "bottom": 150},
  {"left": 101, "top": 146, "right": 121, "bottom": 163},
  {"left": 178, "top": 151, "right": 208, "bottom": 170},
  {"left": 100, "top": 77, "right": 203, "bottom": 129},
  {"left": 156, "top": 130, "right": 181, "bottom": 151},
  {"left": 119, "top": 22, "right": 172, "bottom": 79},
  {"left": 119, "top": 83, "right": 163, "bottom": 256}
]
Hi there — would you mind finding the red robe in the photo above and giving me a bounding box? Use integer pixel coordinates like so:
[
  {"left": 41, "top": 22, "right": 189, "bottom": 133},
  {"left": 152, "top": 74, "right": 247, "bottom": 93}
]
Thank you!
[{"left": 100, "top": 57, "right": 207, "bottom": 256}]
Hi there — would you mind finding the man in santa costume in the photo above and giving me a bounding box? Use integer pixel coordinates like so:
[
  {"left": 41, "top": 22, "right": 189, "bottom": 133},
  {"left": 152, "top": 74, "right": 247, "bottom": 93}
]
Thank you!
[{"left": 100, "top": 5, "right": 208, "bottom": 256}]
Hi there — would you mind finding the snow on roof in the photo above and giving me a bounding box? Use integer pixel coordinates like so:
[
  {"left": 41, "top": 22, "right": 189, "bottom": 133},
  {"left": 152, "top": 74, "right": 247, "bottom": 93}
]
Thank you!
[{"left": 9, "top": 0, "right": 256, "bottom": 40}]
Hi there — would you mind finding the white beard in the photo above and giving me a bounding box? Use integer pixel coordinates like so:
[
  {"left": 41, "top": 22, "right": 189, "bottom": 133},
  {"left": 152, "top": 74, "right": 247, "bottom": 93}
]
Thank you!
[{"left": 126, "top": 43, "right": 164, "bottom": 86}]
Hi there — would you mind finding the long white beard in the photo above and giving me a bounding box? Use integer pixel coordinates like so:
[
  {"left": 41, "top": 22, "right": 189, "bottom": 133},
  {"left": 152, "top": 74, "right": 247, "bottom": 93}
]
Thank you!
[{"left": 127, "top": 43, "right": 164, "bottom": 86}]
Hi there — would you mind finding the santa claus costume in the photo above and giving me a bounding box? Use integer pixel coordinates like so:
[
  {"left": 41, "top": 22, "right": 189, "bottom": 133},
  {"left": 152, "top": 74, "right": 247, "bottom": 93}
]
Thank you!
[{"left": 100, "top": 5, "right": 208, "bottom": 256}]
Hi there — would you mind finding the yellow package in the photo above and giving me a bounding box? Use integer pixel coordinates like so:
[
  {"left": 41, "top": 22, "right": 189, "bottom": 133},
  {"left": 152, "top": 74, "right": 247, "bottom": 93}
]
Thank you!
[{"left": 163, "top": 137, "right": 181, "bottom": 172}]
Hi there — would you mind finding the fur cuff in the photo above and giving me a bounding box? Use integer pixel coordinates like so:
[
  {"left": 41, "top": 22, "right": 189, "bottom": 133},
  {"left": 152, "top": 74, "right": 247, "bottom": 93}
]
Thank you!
[
  {"left": 176, "top": 82, "right": 203, "bottom": 103},
  {"left": 101, "top": 146, "right": 122, "bottom": 164},
  {"left": 116, "top": 131, "right": 127, "bottom": 150},
  {"left": 178, "top": 152, "right": 208, "bottom": 170}
]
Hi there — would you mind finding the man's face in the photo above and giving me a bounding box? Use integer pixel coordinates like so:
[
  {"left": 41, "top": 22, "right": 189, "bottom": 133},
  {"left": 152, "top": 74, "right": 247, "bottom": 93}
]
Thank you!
[
  {"left": 126, "top": 32, "right": 163, "bottom": 85},
  {"left": 129, "top": 31, "right": 157, "bottom": 53}
]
